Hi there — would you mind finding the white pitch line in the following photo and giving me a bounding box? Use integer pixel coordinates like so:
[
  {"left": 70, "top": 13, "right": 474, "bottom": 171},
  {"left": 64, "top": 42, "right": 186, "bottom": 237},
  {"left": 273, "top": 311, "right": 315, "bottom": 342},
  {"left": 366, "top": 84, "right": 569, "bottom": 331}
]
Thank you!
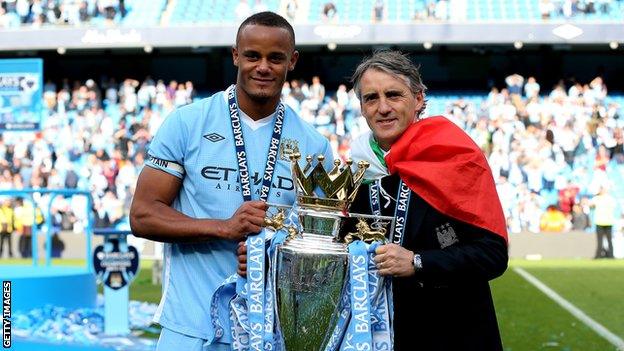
[{"left": 513, "top": 267, "right": 624, "bottom": 350}]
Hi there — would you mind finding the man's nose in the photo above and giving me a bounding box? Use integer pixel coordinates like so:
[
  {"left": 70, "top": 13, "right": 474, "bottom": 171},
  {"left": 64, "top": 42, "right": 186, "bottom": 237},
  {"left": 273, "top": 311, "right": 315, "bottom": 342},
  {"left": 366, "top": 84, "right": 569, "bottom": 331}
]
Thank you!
[
  {"left": 378, "top": 98, "right": 392, "bottom": 114},
  {"left": 256, "top": 59, "right": 270, "bottom": 74}
]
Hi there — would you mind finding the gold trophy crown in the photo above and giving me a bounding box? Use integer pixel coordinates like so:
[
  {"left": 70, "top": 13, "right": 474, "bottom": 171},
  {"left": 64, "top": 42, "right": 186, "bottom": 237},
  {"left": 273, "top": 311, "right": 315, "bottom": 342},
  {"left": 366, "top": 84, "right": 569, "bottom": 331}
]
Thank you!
[{"left": 290, "top": 153, "right": 369, "bottom": 212}]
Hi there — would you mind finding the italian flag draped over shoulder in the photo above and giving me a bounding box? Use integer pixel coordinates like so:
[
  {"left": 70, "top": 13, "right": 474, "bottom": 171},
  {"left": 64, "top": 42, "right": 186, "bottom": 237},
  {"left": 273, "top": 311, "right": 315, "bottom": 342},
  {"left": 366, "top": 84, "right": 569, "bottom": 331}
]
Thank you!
[{"left": 385, "top": 116, "right": 508, "bottom": 242}]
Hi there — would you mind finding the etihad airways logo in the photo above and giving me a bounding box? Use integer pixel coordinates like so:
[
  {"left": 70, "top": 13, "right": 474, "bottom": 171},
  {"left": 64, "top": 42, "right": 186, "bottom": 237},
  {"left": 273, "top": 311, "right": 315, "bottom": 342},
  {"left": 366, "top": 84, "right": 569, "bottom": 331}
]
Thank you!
[{"left": 201, "top": 166, "right": 294, "bottom": 197}]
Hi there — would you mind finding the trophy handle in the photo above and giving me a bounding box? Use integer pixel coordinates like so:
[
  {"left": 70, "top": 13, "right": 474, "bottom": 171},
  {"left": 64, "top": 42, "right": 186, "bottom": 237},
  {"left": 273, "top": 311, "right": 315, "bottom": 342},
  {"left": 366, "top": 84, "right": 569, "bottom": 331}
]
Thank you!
[
  {"left": 263, "top": 208, "right": 287, "bottom": 231},
  {"left": 344, "top": 218, "right": 388, "bottom": 244},
  {"left": 342, "top": 213, "right": 395, "bottom": 244},
  {"left": 264, "top": 203, "right": 300, "bottom": 240}
]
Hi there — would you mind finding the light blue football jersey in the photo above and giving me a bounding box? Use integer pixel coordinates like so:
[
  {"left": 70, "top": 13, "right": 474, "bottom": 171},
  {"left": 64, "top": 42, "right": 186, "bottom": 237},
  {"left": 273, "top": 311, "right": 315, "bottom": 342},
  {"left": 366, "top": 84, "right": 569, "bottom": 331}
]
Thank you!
[{"left": 146, "top": 86, "right": 332, "bottom": 342}]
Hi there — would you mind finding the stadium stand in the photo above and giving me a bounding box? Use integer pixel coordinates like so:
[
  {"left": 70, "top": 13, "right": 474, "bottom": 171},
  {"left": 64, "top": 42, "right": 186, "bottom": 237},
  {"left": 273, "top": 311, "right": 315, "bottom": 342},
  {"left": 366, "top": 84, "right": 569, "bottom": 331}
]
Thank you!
[
  {"left": 2, "top": 0, "right": 623, "bottom": 27},
  {"left": 0, "top": 1, "right": 623, "bottom": 260},
  {"left": 121, "top": 0, "right": 167, "bottom": 27},
  {"left": 466, "top": 0, "right": 541, "bottom": 21},
  {"left": 293, "top": 0, "right": 466, "bottom": 22},
  {"left": 454, "top": 0, "right": 624, "bottom": 22},
  {"left": 2, "top": 5, "right": 624, "bottom": 351},
  {"left": 1, "top": 71, "right": 622, "bottom": 252},
  {"left": 168, "top": 0, "right": 280, "bottom": 25},
  {"left": 544, "top": 0, "right": 624, "bottom": 21},
  {"left": 0, "top": 0, "right": 164, "bottom": 27}
]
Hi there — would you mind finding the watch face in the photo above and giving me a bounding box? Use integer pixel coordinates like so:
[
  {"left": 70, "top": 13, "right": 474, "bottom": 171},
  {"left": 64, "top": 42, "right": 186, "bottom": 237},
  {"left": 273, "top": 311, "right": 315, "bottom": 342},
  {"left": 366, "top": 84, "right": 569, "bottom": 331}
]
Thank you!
[{"left": 413, "top": 254, "right": 422, "bottom": 271}]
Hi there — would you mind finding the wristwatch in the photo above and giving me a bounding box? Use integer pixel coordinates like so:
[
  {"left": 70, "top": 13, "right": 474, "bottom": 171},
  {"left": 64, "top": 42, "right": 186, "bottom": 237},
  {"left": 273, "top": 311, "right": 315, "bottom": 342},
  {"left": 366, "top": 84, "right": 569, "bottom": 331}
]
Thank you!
[{"left": 412, "top": 252, "right": 423, "bottom": 272}]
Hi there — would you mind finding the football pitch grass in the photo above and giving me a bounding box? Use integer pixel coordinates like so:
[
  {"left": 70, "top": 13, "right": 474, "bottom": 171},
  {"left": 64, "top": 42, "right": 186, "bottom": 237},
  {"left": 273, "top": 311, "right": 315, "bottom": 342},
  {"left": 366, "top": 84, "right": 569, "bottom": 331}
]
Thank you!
[
  {"left": 494, "top": 259, "right": 624, "bottom": 351},
  {"left": 2, "top": 258, "right": 624, "bottom": 350}
]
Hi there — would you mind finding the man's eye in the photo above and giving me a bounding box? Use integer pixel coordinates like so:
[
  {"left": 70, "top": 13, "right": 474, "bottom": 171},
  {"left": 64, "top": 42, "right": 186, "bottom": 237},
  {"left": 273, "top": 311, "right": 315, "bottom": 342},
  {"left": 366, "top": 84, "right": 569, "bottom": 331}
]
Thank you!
[{"left": 364, "top": 96, "right": 377, "bottom": 103}]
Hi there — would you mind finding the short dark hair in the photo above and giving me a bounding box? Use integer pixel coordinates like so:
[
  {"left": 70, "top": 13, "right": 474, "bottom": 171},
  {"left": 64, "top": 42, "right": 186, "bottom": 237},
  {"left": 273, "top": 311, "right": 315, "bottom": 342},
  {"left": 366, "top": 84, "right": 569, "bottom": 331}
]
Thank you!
[{"left": 236, "top": 11, "right": 296, "bottom": 49}]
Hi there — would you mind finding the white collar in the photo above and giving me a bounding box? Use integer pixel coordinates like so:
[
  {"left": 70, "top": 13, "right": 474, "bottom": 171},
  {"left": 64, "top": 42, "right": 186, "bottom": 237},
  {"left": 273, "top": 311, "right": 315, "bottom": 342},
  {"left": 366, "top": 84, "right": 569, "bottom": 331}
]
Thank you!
[
  {"left": 224, "top": 86, "right": 277, "bottom": 131},
  {"left": 240, "top": 108, "right": 275, "bottom": 130}
]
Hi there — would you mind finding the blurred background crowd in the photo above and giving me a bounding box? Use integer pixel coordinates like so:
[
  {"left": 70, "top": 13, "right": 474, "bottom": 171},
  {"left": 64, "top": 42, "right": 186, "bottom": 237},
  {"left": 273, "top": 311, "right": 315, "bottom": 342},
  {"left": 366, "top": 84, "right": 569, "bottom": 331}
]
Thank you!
[
  {"left": 0, "top": 0, "right": 623, "bottom": 260},
  {"left": 0, "top": 70, "right": 623, "bottom": 259},
  {"left": 2, "top": 0, "right": 623, "bottom": 29}
]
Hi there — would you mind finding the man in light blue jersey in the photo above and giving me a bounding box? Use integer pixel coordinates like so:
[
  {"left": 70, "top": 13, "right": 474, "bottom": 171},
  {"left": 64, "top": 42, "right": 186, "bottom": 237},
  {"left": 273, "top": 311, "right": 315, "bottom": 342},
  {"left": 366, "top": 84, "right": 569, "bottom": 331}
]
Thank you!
[{"left": 129, "top": 11, "right": 333, "bottom": 351}]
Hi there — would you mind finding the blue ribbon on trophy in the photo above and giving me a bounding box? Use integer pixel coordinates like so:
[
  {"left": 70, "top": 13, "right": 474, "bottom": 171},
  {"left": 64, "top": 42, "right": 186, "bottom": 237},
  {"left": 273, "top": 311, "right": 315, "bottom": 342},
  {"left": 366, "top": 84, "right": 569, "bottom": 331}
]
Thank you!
[
  {"left": 210, "top": 226, "right": 275, "bottom": 350},
  {"left": 344, "top": 240, "right": 374, "bottom": 350},
  {"left": 324, "top": 241, "right": 394, "bottom": 351},
  {"left": 368, "top": 242, "right": 393, "bottom": 351},
  {"left": 211, "top": 154, "right": 396, "bottom": 350},
  {"left": 211, "top": 207, "right": 299, "bottom": 350},
  {"left": 209, "top": 83, "right": 285, "bottom": 349}
]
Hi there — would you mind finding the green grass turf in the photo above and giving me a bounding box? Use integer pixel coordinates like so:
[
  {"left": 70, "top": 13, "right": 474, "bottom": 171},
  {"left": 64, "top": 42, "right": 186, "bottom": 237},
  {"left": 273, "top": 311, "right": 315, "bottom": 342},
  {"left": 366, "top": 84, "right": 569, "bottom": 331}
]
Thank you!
[
  {"left": 513, "top": 259, "right": 624, "bottom": 345},
  {"left": 3, "top": 258, "right": 624, "bottom": 349},
  {"left": 127, "top": 259, "right": 162, "bottom": 304},
  {"left": 492, "top": 259, "right": 624, "bottom": 351},
  {"left": 0, "top": 258, "right": 89, "bottom": 266}
]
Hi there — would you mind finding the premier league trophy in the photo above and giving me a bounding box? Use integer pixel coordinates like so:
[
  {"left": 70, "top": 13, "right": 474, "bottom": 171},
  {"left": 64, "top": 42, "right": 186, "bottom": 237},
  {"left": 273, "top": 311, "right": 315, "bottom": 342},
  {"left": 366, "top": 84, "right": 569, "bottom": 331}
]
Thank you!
[{"left": 264, "top": 154, "right": 393, "bottom": 351}]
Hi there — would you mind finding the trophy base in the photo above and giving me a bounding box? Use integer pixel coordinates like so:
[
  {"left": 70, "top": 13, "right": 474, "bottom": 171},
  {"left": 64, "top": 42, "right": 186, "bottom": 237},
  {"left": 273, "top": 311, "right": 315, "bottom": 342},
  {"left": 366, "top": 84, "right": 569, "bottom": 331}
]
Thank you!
[{"left": 275, "top": 233, "right": 348, "bottom": 351}]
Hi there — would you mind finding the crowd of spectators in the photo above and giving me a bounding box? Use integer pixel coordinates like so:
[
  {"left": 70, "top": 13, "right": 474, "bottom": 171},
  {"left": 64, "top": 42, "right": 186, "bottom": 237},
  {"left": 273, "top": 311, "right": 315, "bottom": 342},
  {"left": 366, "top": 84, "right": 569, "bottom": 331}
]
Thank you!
[
  {"left": 319, "top": 0, "right": 450, "bottom": 23},
  {"left": 443, "top": 73, "right": 623, "bottom": 234},
  {"left": 0, "top": 0, "right": 125, "bottom": 28},
  {"left": 279, "top": 72, "right": 624, "bottom": 236},
  {"left": 0, "top": 75, "right": 197, "bottom": 257},
  {"left": 413, "top": 0, "right": 450, "bottom": 21},
  {"left": 539, "top": 0, "right": 618, "bottom": 19},
  {"left": 2, "top": 0, "right": 621, "bottom": 28},
  {"left": 0, "top": 70, "right": 622, "bottom": 258}
]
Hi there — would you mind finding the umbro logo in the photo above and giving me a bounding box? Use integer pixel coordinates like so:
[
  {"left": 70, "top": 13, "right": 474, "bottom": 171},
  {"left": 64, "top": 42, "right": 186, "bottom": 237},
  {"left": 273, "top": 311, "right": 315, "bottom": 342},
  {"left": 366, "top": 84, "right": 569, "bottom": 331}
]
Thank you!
[{"left": 204, "top": 133, "right": 225, "bottom": 142}]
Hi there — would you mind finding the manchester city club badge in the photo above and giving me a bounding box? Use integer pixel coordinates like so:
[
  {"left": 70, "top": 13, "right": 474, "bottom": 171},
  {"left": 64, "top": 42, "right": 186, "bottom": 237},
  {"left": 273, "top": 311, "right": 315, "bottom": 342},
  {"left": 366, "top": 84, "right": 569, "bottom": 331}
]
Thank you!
[
  {"left": 279, "top": 138, "right": 300, "bottom": 161},
  {"left": 436, "top": 222, "right": 459, "bottom": 249}
]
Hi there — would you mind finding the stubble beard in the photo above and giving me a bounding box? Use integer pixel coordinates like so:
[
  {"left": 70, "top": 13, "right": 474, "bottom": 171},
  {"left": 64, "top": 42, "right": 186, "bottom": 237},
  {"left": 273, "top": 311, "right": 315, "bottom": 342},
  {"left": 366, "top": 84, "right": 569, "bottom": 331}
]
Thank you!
[
  {"left": 248, "top": 90, "right": 272, "bottom": 104},
  {"left": 244, "top": 83, "right": 279, "bottom": 105}
]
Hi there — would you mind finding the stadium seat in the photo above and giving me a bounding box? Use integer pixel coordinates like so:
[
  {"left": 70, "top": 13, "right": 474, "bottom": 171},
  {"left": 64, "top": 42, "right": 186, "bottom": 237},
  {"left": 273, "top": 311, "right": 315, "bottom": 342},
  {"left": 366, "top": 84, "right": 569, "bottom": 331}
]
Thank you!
[{"left": 122, "top": 0, "right": 167, "bottom": 26}]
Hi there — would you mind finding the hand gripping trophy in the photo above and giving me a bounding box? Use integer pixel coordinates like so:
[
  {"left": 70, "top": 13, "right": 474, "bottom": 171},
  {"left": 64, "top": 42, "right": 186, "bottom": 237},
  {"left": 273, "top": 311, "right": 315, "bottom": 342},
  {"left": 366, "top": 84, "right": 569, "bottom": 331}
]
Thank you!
[{"left": 263, "top": 153, "right": 395, "bottom": 351}]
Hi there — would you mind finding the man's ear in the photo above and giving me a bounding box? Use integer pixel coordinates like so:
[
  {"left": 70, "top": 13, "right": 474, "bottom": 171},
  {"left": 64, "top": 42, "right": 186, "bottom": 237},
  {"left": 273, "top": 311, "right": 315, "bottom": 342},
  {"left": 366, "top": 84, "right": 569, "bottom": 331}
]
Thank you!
[
  {"left": 232, "top": 45, "right": 239, "bottom": 67},
  {"left": 288, "top": 50, "right": 299, "bottom": 71},
  {"left": 414, "top": 91, "right": 425, "bottom": 113}
]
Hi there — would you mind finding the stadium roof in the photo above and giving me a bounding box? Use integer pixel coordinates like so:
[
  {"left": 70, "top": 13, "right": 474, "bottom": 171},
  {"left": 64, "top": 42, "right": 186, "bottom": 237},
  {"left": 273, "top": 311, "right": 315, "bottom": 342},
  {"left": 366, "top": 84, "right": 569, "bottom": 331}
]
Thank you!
[{"left": 0, "top": 22, "right": 622, "bottom": 52}]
